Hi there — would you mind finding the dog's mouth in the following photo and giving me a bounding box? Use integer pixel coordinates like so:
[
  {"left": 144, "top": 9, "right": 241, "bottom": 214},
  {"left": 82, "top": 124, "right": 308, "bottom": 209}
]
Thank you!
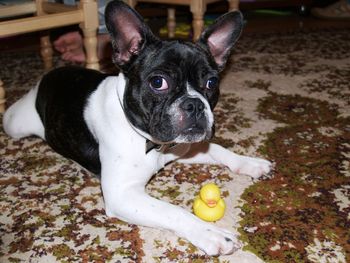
[
  {"left": 182, "top": 124, "right": 206, "bottom": 135},
  {"left": 173, "top": 123, "right": 213, "bottom": 143},
  {"left": 146, "top": 122, "right": 212, "bottom": 145}
]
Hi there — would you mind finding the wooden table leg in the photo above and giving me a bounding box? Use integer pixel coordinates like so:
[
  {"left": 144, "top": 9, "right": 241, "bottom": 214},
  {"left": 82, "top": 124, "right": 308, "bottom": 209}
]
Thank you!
[
  {"left": 167, "top": 8, "right": 176, "bottom": 38},
  {"left": 0, "top": 79, "right": 5, "bottom": 113},
  {"left": 36, "top": 0, "right": 53, "bottom": 70},
  {"left": 80, "top": 0, "right": 99, "bottom": 70},
  {"left": 40, "top": 35, "right": 53, "bottom": 70},
  {"left": 191, "top": 0, "right": 206, "bottom": 41},
  {"left": 126, "top": 0, "right": 137, "bottom": 8},
  {"left": 228, "top": 0, "right": 239, "bottom": 11}
]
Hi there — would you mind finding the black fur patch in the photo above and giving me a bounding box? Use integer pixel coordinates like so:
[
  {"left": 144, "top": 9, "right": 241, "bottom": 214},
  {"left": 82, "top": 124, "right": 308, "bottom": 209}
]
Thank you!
[{"left": 35, "top": 67, "right": 107, "bottom": 174}]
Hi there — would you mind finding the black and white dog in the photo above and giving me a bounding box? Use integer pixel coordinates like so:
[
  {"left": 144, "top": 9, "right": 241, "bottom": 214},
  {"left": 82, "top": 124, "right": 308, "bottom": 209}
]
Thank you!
[{"left": 3, "top": 0, "right": 271, "bottom": 255}]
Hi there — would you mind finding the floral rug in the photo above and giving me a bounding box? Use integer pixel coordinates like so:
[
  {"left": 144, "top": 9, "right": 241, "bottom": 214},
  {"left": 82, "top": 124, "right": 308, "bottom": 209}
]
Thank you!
[{"left": 1, "top": 28, "right": 349, "bottom": 263}]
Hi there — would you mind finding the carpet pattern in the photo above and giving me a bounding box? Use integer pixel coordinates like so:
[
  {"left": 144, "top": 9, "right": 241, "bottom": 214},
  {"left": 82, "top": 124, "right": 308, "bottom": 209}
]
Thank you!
[{"left": 0, "top": 28, "right": 349, "bottom": 262}]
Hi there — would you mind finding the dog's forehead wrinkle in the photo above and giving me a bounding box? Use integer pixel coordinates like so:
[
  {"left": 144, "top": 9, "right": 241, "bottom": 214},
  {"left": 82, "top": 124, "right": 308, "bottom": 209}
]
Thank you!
[
  {"left": 159, "top": 41, "right": 203, "bottom": 60},
  {"left": 135, "top": 41, "right": 212, "bottom": 78}
]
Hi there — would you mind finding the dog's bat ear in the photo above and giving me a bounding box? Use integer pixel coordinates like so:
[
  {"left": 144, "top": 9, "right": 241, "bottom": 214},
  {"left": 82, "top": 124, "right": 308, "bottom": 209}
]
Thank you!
[
  {"left": 105, "top": 0, "right": 156, "bottom": 69},
  {"left": 198, "top": 11, "right": 243, "bottom": 71}
]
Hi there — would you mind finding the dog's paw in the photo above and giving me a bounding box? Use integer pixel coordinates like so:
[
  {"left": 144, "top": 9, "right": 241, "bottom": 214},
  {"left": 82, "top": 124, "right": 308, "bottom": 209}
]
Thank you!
[
  {"left": 228, "top": 156, "right": 272, "bottom": 179},
  {"left": 186, "top": 224, "right": 242, "bottom": 256}
]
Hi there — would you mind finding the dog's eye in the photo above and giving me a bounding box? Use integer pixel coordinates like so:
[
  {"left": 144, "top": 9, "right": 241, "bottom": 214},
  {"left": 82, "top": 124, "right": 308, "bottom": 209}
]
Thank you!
[
  {"left": 149, "top": 76, "right": 168, "bottom": 91},
  {"left": 206, "top": 77, "right": 219, "bottom": 90}
]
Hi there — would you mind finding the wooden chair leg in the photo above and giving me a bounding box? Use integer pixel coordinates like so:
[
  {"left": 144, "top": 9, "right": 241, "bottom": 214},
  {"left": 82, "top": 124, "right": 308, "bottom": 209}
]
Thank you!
[
  {"left": 0, "top": 79, "right": 5, "bottom": 113},
  {"left": 36, "top": 0, "right": 53, "bottom": 70},
  {"left": 126, "top": 0, "right": 137, "bottom": 8},
  {"left": 228, "top": 0, "right": 239, "bottom": 11},
  {"left": 80, "top": 0, "right": 99, "bottom": 70},
  {"left": 40, "top": 35, "right": 53, "bottom": 70},
  {"left": 167, "top": 8, "right": 176, "bottom": 38},
  {"left": 190, "top": 1, "right": 206, "bottom": 41},
  {"left": 82, "top": 28, "right": 99, "bottom": 70}
]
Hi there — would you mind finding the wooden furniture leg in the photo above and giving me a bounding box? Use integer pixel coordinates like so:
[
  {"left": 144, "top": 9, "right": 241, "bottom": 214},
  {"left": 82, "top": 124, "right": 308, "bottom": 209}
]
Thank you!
[
  {"left": 228, "top": 0, "right": 239, "bottom": 11},
  {"left": 40, "top": 35, "right": 54, "bottom": 70},
  {"left": 127, "top": 0, "right": 137, "bottom": 8},
  {"left": 80, "top": 0, "right": 99, "bottom": 70},
  {"left": 167, "top": 8, "right": 176, "bottom": 38},
  {"left": 0, "top": 79, "right": 5, "bottom": 113},
  {"left": 36, "top": 0, "right": 53, "bottom": 70},
  {"left": 191, "top": 0, "right": 205, "bottom": 41}
]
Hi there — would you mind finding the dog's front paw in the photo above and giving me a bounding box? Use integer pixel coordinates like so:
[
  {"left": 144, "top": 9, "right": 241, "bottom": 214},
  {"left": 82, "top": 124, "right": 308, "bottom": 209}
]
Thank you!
[
  {"left": 186, "top": 224, "right": 241, "bottom": 256},
  {"left": 228, "top": 156, "right": 272, "bottom": 179}
]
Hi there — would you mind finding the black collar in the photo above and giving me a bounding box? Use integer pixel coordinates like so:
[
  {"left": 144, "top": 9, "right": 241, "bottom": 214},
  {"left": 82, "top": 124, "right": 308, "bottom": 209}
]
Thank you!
[{"left": 146, "top": 140, "right": 161, "bottom": 153}]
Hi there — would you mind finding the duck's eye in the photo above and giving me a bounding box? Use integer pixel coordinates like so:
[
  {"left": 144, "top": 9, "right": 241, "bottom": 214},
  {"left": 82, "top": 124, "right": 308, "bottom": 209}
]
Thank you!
[
  {"left": 149, "top": 76, "right": 168, "bottom": 91},
  {"left": 206, "top": 77, "right": 219, "bottom": 90}
]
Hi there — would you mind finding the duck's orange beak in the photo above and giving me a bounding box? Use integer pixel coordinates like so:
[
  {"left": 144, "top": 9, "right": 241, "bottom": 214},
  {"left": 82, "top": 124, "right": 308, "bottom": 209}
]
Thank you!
[{"left": 206, "top": 200, "right": 217, "bottom": 207}]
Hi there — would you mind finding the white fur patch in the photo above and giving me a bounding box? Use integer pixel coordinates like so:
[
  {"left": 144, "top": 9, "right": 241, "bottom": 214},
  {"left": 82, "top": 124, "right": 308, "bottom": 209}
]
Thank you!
[{"left": 3, "top": 83, "right": 45, "bottom": 139}]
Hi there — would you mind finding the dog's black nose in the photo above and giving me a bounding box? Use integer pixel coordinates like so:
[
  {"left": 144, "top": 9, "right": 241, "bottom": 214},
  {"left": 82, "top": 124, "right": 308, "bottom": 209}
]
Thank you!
[{"left": 180, "top": 98, "right": 205, "bottom": 119}]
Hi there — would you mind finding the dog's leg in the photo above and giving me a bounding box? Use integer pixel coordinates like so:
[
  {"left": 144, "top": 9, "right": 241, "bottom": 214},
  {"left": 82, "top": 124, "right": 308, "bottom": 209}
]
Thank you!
[
  {"left": 178, "top": 142, "right": 272, "bottom": 179},
  {"left": 3, "top": 84, "right": 45, "bottom": 140},
  {"left": 100, "top": 148, "right": 241, "bottom": 256}
]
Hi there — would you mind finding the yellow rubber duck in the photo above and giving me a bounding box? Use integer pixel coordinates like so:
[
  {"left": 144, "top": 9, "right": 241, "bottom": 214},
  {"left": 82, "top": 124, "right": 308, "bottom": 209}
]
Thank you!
[{"left": 193, "top": 183, "right": 226, "bottom": 222}]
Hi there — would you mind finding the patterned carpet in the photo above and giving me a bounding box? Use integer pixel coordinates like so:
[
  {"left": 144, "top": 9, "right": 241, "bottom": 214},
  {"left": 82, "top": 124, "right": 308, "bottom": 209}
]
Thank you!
[{"left": 1, "top": 28, "right": 349, "bottom": 262}]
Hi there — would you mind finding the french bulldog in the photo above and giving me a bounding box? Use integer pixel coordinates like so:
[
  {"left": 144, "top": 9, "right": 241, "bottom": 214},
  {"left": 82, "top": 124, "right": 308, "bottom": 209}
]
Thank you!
[{"left": 3, "top": 0, "right": 271, "bottom": 255}]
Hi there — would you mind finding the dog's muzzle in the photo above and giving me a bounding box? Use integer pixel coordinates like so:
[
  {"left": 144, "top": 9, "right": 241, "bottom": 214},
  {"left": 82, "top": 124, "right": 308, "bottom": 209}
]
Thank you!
[
  {"left": 179, "top": 97, "right": 207, "bottom": 134},
  {"left": 171, "top": 96, "right": 214, "bottom": 143}
]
